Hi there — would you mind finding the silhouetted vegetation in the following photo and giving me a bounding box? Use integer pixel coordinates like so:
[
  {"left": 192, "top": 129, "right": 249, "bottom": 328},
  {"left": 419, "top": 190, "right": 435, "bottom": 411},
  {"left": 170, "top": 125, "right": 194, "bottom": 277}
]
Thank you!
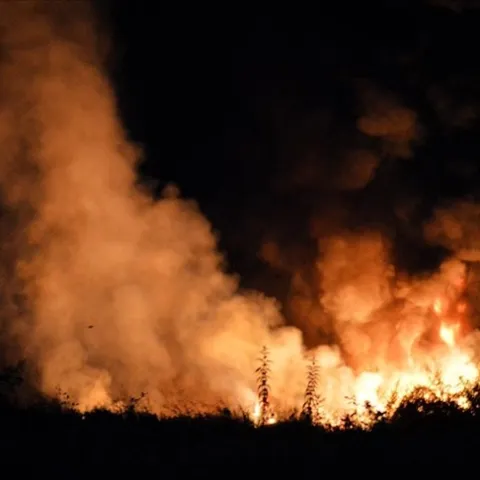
[
  {"left": 301, "top": 354, "right": 321, "bottom": 423},
  {"left": 255, "top": 345, "right": 273, "bottom": 425},
  {"left": 0, "top": 366, "right": 478, "bottom": 471}
]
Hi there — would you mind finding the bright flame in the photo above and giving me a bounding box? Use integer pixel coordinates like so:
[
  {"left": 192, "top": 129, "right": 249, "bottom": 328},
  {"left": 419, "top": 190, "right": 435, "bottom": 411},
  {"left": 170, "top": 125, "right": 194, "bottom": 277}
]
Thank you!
[
  {"left": 250, "top": 282, "right": 479, "bottom": 427},
  {"left": 0, "top": 2, "right": 479, "bottom": 432},
  {"left": 440, "top": 323, "right": 458, "bottom": 347},
  {"left": 433, "top": 298, "right": 444, "bottom": 315},
  {"left": 251, "top": 401, "right": 277, "bottom": 426},
  {"left": 354, "top": 372, "right": 384, "bottom": 411}
]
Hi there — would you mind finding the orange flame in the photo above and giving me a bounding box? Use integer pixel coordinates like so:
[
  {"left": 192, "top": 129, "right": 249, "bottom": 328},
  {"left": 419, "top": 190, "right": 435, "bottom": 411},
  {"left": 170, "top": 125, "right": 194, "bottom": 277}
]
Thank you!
[
  {"left": 440, "top": 323, "right": 458, "bottom": 347},
  {"left": 433, "top": 298, "right": 444, "bottom": 315},
  {"left": 252, "top": 401, "right": 277, "bottom": 425},
  {"left": 2, "top": 4, "right": 477, "bottom": 429}
]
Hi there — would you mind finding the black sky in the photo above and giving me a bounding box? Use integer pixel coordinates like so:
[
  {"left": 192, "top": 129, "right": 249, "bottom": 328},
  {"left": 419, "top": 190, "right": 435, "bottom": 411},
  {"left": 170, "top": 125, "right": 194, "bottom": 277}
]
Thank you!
[{"left": 102, "top": 1, "right": 480, "bottom": 301}]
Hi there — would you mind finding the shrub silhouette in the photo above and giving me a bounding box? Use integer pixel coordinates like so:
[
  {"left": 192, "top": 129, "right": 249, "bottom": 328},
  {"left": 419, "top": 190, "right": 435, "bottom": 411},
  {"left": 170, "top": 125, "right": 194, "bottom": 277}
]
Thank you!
[
  {"left": 255, "top": 345, "right": 273, "bottom": 425},
  {"left": 0, "top": 365, "right": 478, "bottom": 469},
  {"left": 301, "top": 354, "right": 321, "bottom": 423}
]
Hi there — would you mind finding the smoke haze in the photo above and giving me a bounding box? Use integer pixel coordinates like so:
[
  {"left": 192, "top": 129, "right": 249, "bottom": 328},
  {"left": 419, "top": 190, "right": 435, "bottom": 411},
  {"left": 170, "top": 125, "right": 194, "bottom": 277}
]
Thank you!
[
  {"left": 0, "top": 1, "right": 303, "bottom": 412},
  {"left": 1, "top": 1, "right": 480, "bottom": 420}
]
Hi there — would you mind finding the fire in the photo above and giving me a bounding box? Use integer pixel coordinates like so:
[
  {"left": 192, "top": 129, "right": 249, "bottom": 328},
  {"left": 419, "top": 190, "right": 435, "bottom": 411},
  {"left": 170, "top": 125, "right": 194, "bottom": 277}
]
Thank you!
[
  {"left": 439, "top": 322, "right": 458, "bottom": 347},
  {"left": 354, "top": 372, "right": 384, "bottom": 411},
  {"left": 252, "top": 401, "right": 277, "bottom": 425},
  {"left": 247, "top": 285, "right": 480, "bottom": 427},
  {"left": 433, "top": 298, "right": 444, "bottom": 315},
  {"left": 3, "top": 3, "right": 480, "bottom": 432}
]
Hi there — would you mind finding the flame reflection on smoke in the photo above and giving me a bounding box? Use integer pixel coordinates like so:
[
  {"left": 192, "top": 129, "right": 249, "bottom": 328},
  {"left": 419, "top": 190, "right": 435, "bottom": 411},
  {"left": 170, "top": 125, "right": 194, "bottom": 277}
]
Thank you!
[{"left": 0, "top": 1, "right": 479, "bottom": 429}]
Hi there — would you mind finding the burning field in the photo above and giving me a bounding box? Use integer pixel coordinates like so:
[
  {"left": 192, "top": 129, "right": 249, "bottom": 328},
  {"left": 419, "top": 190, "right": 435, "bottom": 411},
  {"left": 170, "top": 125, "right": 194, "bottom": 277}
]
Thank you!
[
  {"left": 1, "top": 1, "right": 480, "bottom": 431},
  {"left": 248, "top": 253, "right": 480, "bottom": 427}
]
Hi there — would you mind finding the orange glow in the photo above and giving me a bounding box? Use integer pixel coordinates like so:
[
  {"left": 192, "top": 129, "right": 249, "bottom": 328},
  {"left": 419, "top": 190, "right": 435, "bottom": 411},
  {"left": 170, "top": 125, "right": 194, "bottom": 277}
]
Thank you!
[
  {"left": 440, "top": 323, "right": 458, "bottom": 347},
  {"left": 252, "top": 401, "right": 277, "bottom": 425},
  {"left": 2, "top": 3, "right": 480, "bottom": 431},
  {"left": 433, "top": 298, "right": 444, "bottom": 315}
]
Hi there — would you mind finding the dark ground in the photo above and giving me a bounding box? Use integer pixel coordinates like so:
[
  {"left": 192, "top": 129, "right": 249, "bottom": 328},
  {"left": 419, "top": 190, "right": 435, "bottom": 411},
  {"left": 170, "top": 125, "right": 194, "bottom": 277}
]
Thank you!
[
  {"left": 2, "top": 2, "right": 479, "bottom": 473},
  {"left": 1, "top": 387, "right": 479, "bottom": 472}
]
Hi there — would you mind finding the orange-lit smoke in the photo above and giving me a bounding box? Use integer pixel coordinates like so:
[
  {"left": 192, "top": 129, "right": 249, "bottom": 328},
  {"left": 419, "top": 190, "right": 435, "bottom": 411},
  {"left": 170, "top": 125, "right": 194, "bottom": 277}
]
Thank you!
[
  {"left": 0, "top": 1, "right": 297, "bottom": 413},
  {"left": 0, "top": 1, "right": 479, "bottom": 425}
]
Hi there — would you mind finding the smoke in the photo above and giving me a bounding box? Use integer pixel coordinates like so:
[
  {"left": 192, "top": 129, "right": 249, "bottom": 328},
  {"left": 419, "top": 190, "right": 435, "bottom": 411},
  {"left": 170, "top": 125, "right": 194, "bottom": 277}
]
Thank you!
[
  {"left": 258, "top": 83, "right": 421, "bottom": 343},
  {"left": 425, "top": 200, "right": 480, "bottom": 261},
  {"left": 317, "top": 232, "right": 394, "bottom": 326},
  {"left": 356, "top": 83, "right": 420, "bottom": 159},
  {"left": 0, "top": 0, "right": 478, "bottom": 421},
  {"left": 0, "top": 1, "right": 307, "bottom": 412},
  {"left": 424, "top": 200, "right": 480, "bottom": 321}
]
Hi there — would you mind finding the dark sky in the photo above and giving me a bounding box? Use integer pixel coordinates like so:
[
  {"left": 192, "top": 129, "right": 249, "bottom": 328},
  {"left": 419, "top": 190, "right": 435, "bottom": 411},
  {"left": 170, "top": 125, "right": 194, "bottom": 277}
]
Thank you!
[{"left": 102, "top": 1, "right": 480, "bottom": 300}]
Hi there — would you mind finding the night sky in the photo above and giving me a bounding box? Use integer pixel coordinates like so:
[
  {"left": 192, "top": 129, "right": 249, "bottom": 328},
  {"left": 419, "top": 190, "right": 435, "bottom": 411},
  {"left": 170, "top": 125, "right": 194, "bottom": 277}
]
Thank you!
[{"left": 103, "top": 1, "right": 480, "bottom": 312}]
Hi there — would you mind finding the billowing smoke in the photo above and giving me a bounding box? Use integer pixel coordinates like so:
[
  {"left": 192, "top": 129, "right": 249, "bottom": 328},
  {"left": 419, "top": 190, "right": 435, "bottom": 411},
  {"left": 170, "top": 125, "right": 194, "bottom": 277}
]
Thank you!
[
  {"left": 318, "top": 232, "right": 394, "bottom": 327},
  {"left": 0, "top": 1, "right": 479, "bottom": 421},
  {"left": 258, "top": 83, "right": 421, "bottom": 345},
  {"left": 425, "top": 200, "right": 480, "bottom": 261},
  {"left": 356, "top": 83, "right": 419, "bottom": 160},
  {"left": 0, "top": 1, "right": 306, "bottom": 412}
]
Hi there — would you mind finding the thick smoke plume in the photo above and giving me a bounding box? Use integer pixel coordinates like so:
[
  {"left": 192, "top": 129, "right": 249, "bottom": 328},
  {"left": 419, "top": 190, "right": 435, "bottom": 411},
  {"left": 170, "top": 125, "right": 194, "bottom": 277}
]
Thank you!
[
  {"left": 0, "top": 1, "right": 305, "bottom": 412},
  {"left": 425, "top": 200, "right": 480, "bottom": 261},
  {"left": 0, "top": 1, "right": 479, "bottom": 422},
  {"left": 258, "top": 83, "right": 421, "bottom": 346},
  {"left": 356, "top": 83, "right": 419, "bottom": 159}
]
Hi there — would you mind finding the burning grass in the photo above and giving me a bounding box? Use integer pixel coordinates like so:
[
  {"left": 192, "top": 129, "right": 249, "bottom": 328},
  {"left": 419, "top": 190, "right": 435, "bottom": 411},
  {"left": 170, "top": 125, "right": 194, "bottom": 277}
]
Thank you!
[
  {"left": 2, "top": 11, "right": 480, "bottom": 472},
  {"left": 2, "top": 357, "right": 480, "bottom": 431},
  {"left": 1, "top": 353, "right": 480, "bottom": 470},
  {"left": 1, "top": 380, "right": 480, "bottom": 470}
]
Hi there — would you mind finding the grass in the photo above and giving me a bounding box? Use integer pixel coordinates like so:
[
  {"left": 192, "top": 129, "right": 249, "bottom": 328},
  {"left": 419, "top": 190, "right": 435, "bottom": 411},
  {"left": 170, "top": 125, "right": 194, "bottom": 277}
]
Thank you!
[
  {"left": 1, "top": 360, "right": 479, "bottom": 471},
  {"left": 0, "top": 384, "right": 479, "bottom": 471}
]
